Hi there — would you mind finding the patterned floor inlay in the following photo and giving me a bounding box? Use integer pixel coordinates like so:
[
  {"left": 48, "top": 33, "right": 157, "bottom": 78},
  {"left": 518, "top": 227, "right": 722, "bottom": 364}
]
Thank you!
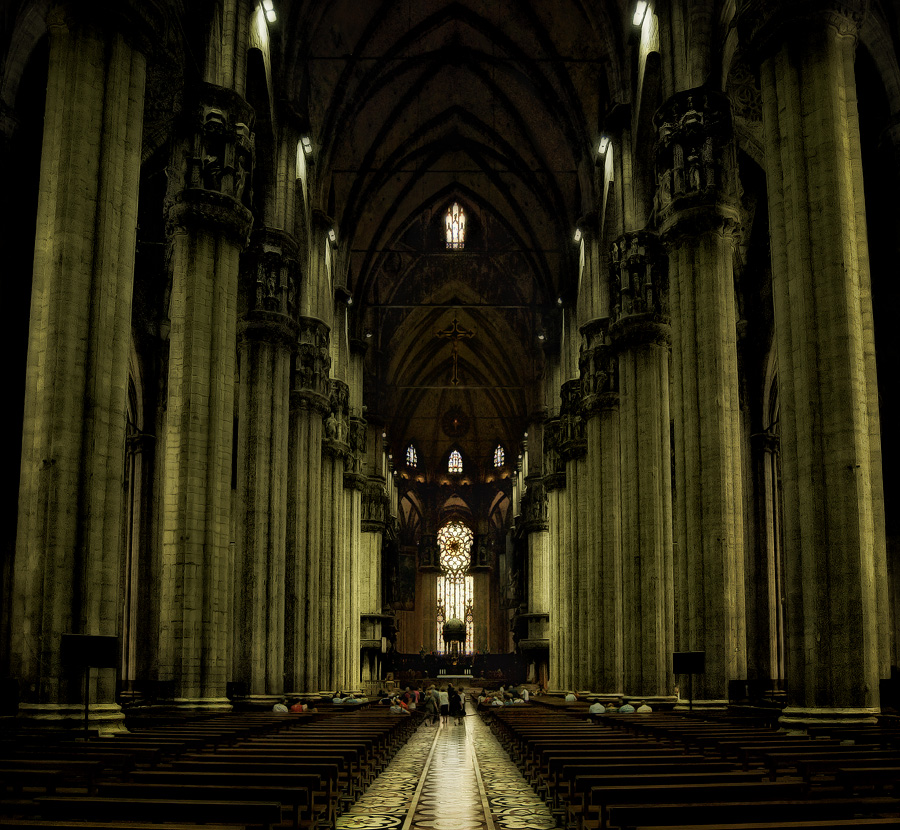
[
  {"left": 336, "top": 721, "right": 435, "bottom": 830},
  {"left": 337, "top": 706, "right": 557, "bottom": 830},
  {"left": 470, "top": 712, "right": 558, "bottom": 830}
]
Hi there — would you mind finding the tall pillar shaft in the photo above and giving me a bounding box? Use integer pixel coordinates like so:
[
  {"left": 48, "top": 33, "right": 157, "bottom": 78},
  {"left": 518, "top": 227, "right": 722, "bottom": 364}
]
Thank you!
[
  {"left": 657, "top": 89, "right": 746, "bottom": 704},
  {"left": 545, "top": 425, "right": 568, "bottom": 692},
  {"left": 609, "top": 233, "right": 675, "bottom": 702},
  {"left": 581, "top": 322, "right": 624, "bottom": 696},
  {"left": 233, "top": 230, "right": 299, "bottom": 700},
  {"left": 13, "top": 5, "right": 146, "bottom": 729},
  {"left": 285, "top": 319, "right": 330, "bottom": 694},
  {"left": 749, "top": 2, "right": 888, "bottom": 722},
  {"left": 158, "top": 84, "right": 254, "bottom": 708}
]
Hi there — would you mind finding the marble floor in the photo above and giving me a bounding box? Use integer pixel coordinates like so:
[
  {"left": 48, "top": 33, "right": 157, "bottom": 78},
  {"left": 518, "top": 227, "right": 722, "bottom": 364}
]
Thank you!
[{"left": 336, "top": 708, "right": 556, "bottom": 830}]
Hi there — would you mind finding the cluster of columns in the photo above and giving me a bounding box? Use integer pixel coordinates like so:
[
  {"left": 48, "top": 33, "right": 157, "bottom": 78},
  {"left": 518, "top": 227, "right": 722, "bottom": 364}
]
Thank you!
[
  {"left": 517, "top": 1, "right": 889, "bottom": 721},
  {"left": 9, "top": 1, "right": 390, "bottom": 728}
]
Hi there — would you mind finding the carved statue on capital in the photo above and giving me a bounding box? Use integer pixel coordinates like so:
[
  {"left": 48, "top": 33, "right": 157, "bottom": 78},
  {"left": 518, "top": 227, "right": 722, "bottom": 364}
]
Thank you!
[
  {"left": 324, "top": 380, "right": 351, "bottom": 458},
  {"left": 580, "top": 340, "right": 618, "bottom": 416},
  {"left": 362, "top": 480, "right": 389, "bottom": 533},
  {"left": 242, "top": 229, "right": 300, "bottom": 320},
  {"left": 558, "top": 379, "right": 587, "bottom": 461},
  {"left": 519, "top": 477, "right": 549, "bottom": 534},
  {"left": 543, "top": 417, "right": 566, "bottom": 490},
  {"left": 291, "top": 318, "right": 331, "bottom": 412},
  {"left": 471, "top": 534, "right": 492, "bottom": 571},
  {"left": 654, "top": 88, "right": 739, "bottom": 232},
  {"left": 609, "top": 231, "right": 668, "bottom": 322},
  {"left": 344, "top": 416, "right": 368, "bottom": 486},
  {"left": 418, "top": 534, "right": 441, "bottom": 571}
]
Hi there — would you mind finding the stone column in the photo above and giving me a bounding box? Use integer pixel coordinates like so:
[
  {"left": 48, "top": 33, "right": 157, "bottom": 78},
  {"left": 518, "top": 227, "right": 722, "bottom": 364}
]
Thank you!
[
  {"left": 744, "top": 1, "right": 888, "bottom": 724},
  {"left": 559, "top": 381, "right": 590, "bottom": 689},
  {"left": 285, "top": 319, "right": 331, "bottom": 695},
  {"left": 656, "top": 88, "right": 746, "bottom": 705},
  {"left": 580, "top": 321, "right": 624, "bottom": 697},
  {"left": 471, "top": 534, "right": 492, "bottom": 655},
  {"left": 360, "top": 475, "right": 389, "bottom": 686},
  {"left": 344, "top": 415, "right": 367, "bottom": 689},
  {"left": 12, "top": 2, "right": 148, "bottom": 730},
  {"left": 321, "top": 380, "right": 351, "bottom": 691},
  {"left": 233, "top": 229, "right": 299, "bottom": 702},
  {"left": 609, "top": 231, "right": 675, "bottom": 704},
  {"left": 158, "top": 84, "right": 254, "bottom": 708},
  {"left": 517, "top": 478, "right": 550, "bottom": 688},
  {"left": 544, "top": 418, "right": 569, "bottom": 692}
]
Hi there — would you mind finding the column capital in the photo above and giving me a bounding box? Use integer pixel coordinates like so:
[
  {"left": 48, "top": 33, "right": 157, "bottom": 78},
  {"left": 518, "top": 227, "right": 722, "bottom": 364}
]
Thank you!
[
  {"left": 169, "top": 83, "right": 255, "bottom": 243},
  {"left": 609, "top": 230, "right": 670, "bottom": 347},
  {"left": 470, "top": 534, "right": 492, "bottom": 572},
  {"left": 241, "top": 228, "right": 301, "bottom": 323},
  {"left": 518, "top": 477, "right": 549, "bottom": 535},
  {"left": 343, "top": 416, "right": 368, "bottom": 489},
  {"left": 750, "top": 428, "right": 780, "bottom": 454},
  {"left": 291, "top": 317, "right": 331, "bottom": 412},
  {"left": 580, "top": 340, "right": 619, "bottom": 417},
  {"left": 738, "top": 0, "right": 866, "bottom": 60},
  {"left": 654, "top": 88, "right": 740, "bottom": 238},
  {"left": 558, "top": 379, "right": 587, "bottom": 462},
  {"left": 361, "top": 479, "right": 389, "bottom": 533},
  {"left": 323, "top": 379, "right": 351, "bottom": 459},
  {"left": 543, "top": 416, "right": 567, "bottom": 490}
]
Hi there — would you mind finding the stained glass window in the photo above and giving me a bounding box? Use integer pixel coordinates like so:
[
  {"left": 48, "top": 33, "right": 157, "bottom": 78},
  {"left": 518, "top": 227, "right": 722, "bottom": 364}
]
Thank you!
[
  {"left": 406, "top": 444, "right": 417, "bottom": 467},
  {"left": 435, "top": 521, "right": 474, "bottom": 654},
  {"left": 448, "top": 449, "right": 463, "bottom": 474},
  {"left": 445, "top": 203, "right": 466, "bottom": 249},
  {"left": 493, "top": 445, "right": 504, "bottom": 467}
]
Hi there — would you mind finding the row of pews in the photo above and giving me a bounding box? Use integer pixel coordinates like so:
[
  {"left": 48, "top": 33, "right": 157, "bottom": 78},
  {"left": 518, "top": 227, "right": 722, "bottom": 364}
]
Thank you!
[
  {"left": 484, "top": 705, "right": 900, "bottom": 830},
  {"left": 0, "top": 706, "right": 423, "bottom": 830}
]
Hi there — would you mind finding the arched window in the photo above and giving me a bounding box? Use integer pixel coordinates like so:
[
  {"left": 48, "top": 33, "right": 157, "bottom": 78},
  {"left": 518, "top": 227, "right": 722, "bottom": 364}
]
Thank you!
[
  {"left": 435, "top": 521, "right": 474, "bottom": 654},
  {"left": 448, "top": 449, "right": 463, "bottom": 474},
  {"left": 445, "top": 203, "right": 466, "bottom": 249},
  {"left": 493, "top": 444, "right": 505, "bottom": 467},
  {"left": 406, "top": 444, "right": 417, "bottom": 467}
]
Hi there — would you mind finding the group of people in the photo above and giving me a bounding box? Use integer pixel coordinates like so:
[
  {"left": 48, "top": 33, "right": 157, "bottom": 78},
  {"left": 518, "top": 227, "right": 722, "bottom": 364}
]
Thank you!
[
  {"left": 477, "top": 685, "right": 530, "bottom": 706},
  {"left": 271, "top": 698, "right": 314, "bottom": 713},
  {"left": 586, "top": 698, "right": 653, "bottom": 714}
]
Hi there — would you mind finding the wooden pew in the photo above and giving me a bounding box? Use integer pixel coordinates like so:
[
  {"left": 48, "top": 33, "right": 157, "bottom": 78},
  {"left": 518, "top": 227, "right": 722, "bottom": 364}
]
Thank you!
[
  {"left": 604, "top": 797, "right": 900, "bottom": 830},
  {"left": 31, "top": 796, "right": 281, "bottom": 830}
]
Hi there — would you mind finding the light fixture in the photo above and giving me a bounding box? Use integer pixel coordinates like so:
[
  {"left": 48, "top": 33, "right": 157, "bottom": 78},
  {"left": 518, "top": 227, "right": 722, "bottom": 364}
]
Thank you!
[
  {"left": 365, "top": 329, "right": 373, "bottom": 338},
  {"left": 557, "top": 297, "right": 564, "bottom": 306},
  {"left": 633, "top": 0, "right": 648, "bottom": 27},
  {"left": 382, "top": 431, "right": 387, "bottom": 438},
  {"left": 573, "top": 228, "right": 582, "bottom": 244},
  {"left": 524, "top": 432, "right": 528, "bottom": 438},
  {"left": 262, "top": 0, "right": 276, "bottom": 22},
  {"left": 328, "top": 227, "right": 337, "bottom": 246},
  {"left": 346, "top": 296, "right": 353, "bottom": 306},
  {"left": 301, "top": 136, "right": 313, "bottom": 156},
  {"left": 598, "top": 135, "right": 611, "bottom": 155},
  {"left": 537, "top": 332, "right": 546, "bottom": 341}
]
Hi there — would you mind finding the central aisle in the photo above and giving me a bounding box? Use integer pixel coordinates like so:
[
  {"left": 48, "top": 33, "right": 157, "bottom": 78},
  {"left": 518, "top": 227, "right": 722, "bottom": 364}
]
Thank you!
[{"left": 337, "top": 705, "right": 556, "bottom": 830}]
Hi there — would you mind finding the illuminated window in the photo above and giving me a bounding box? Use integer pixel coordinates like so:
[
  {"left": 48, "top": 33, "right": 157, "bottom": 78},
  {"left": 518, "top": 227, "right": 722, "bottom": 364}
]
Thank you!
[
  {"left": 406, "top": 444, "right": 417, "bottom": 467},
  {"left": 493, "top": 445, "right": 505, "bottom": 467},
  {"left": 448, "top": 449, "right": 463, "bottom": 474},
  {"left": 445, "top": 203, "right": 466, "bottom": 249},
  {"left": 435, "top": 521, "right": 475, "bottom": 654}
]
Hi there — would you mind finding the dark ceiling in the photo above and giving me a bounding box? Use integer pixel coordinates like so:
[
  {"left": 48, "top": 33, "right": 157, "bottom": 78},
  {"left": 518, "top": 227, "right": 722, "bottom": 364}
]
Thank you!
[{"left": 281, "top": 0, "right": 628, "bottom": 483}]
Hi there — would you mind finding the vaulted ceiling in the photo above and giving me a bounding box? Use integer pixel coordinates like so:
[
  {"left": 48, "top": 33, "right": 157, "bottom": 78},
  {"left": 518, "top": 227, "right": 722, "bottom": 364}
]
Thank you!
[{"left": 280, "top": 0, "right": 628, "bottom": 484}]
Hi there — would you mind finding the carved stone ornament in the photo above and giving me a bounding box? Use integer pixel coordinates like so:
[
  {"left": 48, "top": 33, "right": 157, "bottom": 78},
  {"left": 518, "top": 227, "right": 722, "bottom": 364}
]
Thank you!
[
  {"left": 580, "top": 343, "right": 618, "bottom": 416},
  {"left": 324, "top": 379, "right": 351, "bottom": 459},
  {"left": 343, "top": 416, "right": 368, "bottom": 487},
  {"left": 186, "top": 84, "right": 255, "bottom": 207},
  {"left": 654, "top": 88, "right": 738, "bottom": 231},
  {"left": 291, "top": 318, "right": 331, "bottom": 413},
  {"left": 242, "top": 228, "right": 300, "bottom": 322},
  {"left": 558, "top": 379, "right": 587, "bottom": 462},
  {"left": 543, "top": 417, "right": 566, "bottom": 490},
  {"left": 418, "top": 534, "right": 441, "bottom": 572},
  {"left": 609, "top": 231, "right": 668, "bottom": 322},
  {"left": 519, "top": 477, "right": 549, "bottom": 534},
  {"left": 471, "top": 534, "right": 492, "bottom": 571},
  {"left": 362, "top": 480, "right": 389, "bottom": 533}
]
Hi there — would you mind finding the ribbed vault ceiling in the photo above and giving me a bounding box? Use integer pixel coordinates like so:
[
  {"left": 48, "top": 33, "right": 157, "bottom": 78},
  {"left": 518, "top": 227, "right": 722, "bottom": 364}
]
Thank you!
[{"left": 282, "top": 0, "right": 625, "bottom": 483}]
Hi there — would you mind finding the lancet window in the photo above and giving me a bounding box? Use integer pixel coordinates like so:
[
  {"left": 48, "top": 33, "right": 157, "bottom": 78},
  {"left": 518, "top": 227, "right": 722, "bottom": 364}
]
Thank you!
[
  {"left": 448, "top": 449, "right": 463, "bottom": 474},
  {"left": 445, "top": 203, "right": 466, "bottom": 249},
  {"left": 493, "top": 444, "right": 505, "bottom": 467},
  {"left": 406, "top": 444, "right": 417, "bottom": 467}
]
